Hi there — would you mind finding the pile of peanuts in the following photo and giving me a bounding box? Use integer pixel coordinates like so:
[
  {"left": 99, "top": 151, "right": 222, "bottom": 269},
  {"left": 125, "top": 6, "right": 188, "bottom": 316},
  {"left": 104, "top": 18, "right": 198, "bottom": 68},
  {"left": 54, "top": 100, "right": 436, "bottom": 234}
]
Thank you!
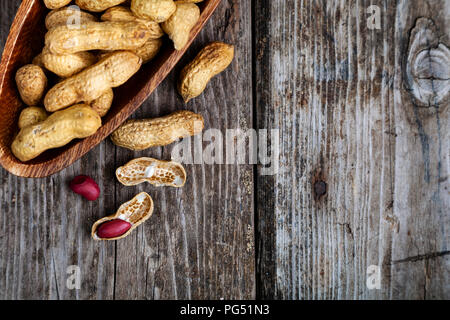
[
  {"left": 12, "top": 0, "right": 235, "bottom": 240},
  {"left": 12, "top": 0, "right": 234, "bottom": 164}
]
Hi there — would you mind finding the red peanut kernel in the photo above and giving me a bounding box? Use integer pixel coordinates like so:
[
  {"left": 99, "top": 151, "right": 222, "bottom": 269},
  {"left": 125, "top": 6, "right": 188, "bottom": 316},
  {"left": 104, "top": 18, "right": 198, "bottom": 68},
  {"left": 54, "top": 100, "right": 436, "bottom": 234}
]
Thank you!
[
  {"left": 69, "top": 175, "right": 100, "bottom": 201},
  {"left": 97, "top": 219, "right": 132, "bottom": 239}
]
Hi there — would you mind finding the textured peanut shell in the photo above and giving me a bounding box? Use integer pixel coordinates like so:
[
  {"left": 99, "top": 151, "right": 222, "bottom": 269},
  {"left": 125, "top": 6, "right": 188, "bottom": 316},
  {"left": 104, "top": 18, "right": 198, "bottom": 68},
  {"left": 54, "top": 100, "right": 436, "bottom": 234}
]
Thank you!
[
  {"left": 41, "top": 47, "right": 97, "bottom": 78},
  {"left": 32, "top": 53, "right": 45, "bottom": 69},
  {"left": 15, "top": 64, "right": 48, "bottom": 106},
  {"left": 75, "top": 0, "right": 128, "bottom": 12},
  {"left": 131, "top": 0, "right": 176, "bottom": 23},
  {"left": 116, "top": 157, "right": 186, "bottom": 187},
  {"left": 91, "top": 192, "right": 154, "bottom": 241},
  {"left": 179, "top": 42, "right": 234, "bottom": 102},
  {"left": 162, "top": 3, "right": 200, "bottom": 50},
  {"left": 88, "top": 88, "right": 114, "bottom": 117},
  {"left": 111, "top": 110, "right": 204, "bottom": 151},
  {"left": 18, "top": 107, "right": 49, "bottom": 129},
  {"left": 99, "top": 38, "right": 162, "bottom": 64},
  {"left": 175, "top": 0, "right": 204, "bottom": 3},
  {"left": 134, "top": 38, "right": 163, "bottom": 63},
  {"left": 44, "top": 51, "right": 142, "bottom": 112},
  {"left": 12, "top": 104, "right": 101, "bottom": 162},
  {"left": 45, "top": 7, "right": 98, "bottom": 30},
  {"left": 43, "top": 0, "right": 72, "bottom": 10},
  {"left": 45, "top": 21, "right": 151, "bottom": 55},
  {"left": 101, "top": 6, "right": 164, "bottom": 39}
]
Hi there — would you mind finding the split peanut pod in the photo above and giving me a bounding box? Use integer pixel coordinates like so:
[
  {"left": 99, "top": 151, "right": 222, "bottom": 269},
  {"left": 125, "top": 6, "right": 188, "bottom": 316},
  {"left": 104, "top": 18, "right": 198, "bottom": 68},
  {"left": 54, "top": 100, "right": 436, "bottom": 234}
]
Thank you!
[
  {"left": 15, "top": 64, "right": 48, "bottom": 106},
  {"left": 45, "top": 7, "right": 98, "bottom": 30},
  {"left": 101, "top": 6, "right": 164, "bottom": 39},
  {"left": 179, "top": 42, "right": 234, "bottom": 103},
  {"left": 75, "top": 0, "right": 128, "bottom": 13},
  {"left": 116, "top": 157, "right": 186, "bottom": 187},
  {"left": 43, "top": 0, "right": 72, "bottom": 10},
  {"left": 111, "top": 110, "right": 204, "bottom": 151},
  {"left": 44, "top": 51, "right": 142, "bottom": 112},
  {"left": 162, "top": 2, "right": 200, "bottom": 50},
  {"left": 131, "top": 0, "right": 177, "bottom": 23},
  {"left": 45, "top": 21, "right": 151, "bottom": 55},
  {"left": 12, "top": 104, "right": 101, "bottom": 162},
  {"left": 18, "top": 107, "right": 48, "bottom": 129},
  {"left": 91, "top": 192, "right": 154, "bottom": 240},
  {"left": 41, "top": 47, "right": 97, "bottom": 78}
]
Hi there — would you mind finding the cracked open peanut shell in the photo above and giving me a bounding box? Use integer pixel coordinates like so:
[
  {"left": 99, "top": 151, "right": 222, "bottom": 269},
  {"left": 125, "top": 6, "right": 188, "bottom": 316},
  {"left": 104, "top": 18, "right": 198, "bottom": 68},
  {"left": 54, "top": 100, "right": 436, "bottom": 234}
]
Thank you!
[
  {"left": 116, "top": 157, "right": 187, "bottom": 187},
  {"left": 91, "top": 192, "right": 154, "bottom": 240}
]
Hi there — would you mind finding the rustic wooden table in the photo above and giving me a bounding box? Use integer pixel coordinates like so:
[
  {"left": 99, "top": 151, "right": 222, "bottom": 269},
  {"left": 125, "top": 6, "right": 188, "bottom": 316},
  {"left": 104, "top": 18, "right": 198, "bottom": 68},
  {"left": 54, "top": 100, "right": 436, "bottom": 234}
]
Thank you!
[{"left": 0, "top": 1, "right": 448, "bottom": 300}]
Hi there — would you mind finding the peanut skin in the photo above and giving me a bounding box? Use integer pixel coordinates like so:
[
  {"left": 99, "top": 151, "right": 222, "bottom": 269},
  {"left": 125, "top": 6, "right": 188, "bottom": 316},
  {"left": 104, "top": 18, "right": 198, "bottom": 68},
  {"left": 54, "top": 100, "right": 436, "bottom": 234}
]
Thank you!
[
  {"left": 162, "top": 3, "right": 200, "bottom": 50},
  {"left": 12, "top": 104, "right": 101, "bottom": 162},
  {"left": 111, "top": 111, "right": 204, "bottom": 151},
  {"left": 45, "top": 7, "right": 98, "bottom": 30},
  {"left": 15, "top": 65, "right": 48, "bottom": 106},
  {"left": 96, "top": 219, "right": 132, "bottom": 239},
  {"left": 41, "top": 47, "right": 97, "bottom": 78},
  {"left": 45, "top": 21, "right": 151, "bottom": 55},
  {"left": 43, "top": 0, "right": 72, "bottom": 10},
  {"left": 44, "top": 51, "right": 142, "bottom": 112},
  {"left": 75, "top": 0, "right": 128, "bottom": 12},
  {"left": 178, "top": 42, "right": 234, "bottom": 102},
  {"left": 131, "top": 0, "right": 177, "bottom": 23},
  {"left": 18, "top": 107, "right": 49, "bottom": 129},
  {"left": 101, "top": 6, "right": 164, "bottom": 39}
]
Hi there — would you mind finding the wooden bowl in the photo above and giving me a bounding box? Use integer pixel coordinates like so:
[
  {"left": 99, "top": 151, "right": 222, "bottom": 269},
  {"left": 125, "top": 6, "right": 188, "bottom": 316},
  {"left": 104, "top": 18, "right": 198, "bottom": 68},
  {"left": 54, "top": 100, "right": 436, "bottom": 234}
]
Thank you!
[{"left": 0, "top": 0, "right": 221, "bottom": 178}]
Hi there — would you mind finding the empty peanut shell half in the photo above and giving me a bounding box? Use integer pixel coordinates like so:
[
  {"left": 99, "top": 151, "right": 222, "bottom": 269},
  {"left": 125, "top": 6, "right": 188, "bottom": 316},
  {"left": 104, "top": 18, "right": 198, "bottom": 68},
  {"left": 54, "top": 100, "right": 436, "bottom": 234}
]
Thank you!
[
  {"left": 91, "top": 192, "right": 154, "bottom": 241},
  {"left": 116, "top": 157, "right": 187, "bottom": 187}
]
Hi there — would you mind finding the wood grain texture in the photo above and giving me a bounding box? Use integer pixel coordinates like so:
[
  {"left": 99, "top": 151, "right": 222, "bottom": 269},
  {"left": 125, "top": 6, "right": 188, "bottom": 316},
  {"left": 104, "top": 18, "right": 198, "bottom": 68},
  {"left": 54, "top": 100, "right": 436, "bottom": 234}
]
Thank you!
[
  {"left": 1, "top": 0, "right": 448, "bottom": 300},
  {"left": 0, "top": 0, "right": 254, "bottom": 299},
  {"left": 255, "top": 0, "right": 449, "bottom": 299},
  {"left": 0, "top": 0, "right": 221, "bottom": 178}
]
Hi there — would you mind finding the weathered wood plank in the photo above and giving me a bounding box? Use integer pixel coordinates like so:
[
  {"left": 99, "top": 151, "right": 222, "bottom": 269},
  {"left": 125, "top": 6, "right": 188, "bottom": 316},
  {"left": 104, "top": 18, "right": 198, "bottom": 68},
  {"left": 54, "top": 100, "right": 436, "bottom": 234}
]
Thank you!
[
  {"left": 255, "top": 0, "right": 449, "bottom": 299},
  {"left": 1, "top": 0, "right": 117, "bottom": 296},
  {"left": 0, "top": 0, "right": 254, "bottom": 299},
  {"left": 112, "top": 0, "right": 255, "bottom": 300}
]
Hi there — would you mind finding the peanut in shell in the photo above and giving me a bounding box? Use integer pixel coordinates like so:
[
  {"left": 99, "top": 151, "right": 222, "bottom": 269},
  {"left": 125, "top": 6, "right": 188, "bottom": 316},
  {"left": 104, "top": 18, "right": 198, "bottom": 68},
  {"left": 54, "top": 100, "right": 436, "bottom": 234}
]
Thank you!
[
  {"left": 45, "top": 21, "right": 151, "bottom": 55},
  {"left": 111, "top": 110, "right": 204, "bottom": 151},
  {"left": 178, "top": 42, "right": 234, "bottom": 103},
  {"left": 44, "top": 51, "right": 142, "bottom": 112}
]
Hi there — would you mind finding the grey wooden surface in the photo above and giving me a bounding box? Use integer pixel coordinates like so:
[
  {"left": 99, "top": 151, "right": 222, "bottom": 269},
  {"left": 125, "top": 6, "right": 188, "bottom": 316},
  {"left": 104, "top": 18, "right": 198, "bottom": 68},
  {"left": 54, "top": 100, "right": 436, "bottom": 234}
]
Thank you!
[
  {"left": 255, "top": 0, "right": 449, "bottom": 299},
  {"left": 0, "top": 0, "right": 254, "bottom": 300},
  {"left": 0, "top": 0, "right": 449, "bottom": 300}
]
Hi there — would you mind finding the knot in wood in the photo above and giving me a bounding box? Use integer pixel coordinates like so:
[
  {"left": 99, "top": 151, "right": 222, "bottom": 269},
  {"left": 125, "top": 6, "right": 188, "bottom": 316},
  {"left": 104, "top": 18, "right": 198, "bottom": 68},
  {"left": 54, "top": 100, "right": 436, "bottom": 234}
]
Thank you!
[
  {"left": 405, "top": 18, "right": 450, "bottom": 107},
  {"left": 314, "top": 180, "right": 327, "bottom": 198}
]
